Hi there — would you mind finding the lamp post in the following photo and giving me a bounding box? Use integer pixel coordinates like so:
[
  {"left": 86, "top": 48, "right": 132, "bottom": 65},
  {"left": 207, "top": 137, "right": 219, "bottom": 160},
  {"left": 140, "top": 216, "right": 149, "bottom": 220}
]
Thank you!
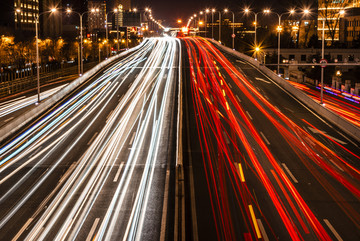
[
  {"left": 212, "top": 9, "right": 215, "bottom": 39},
  {"left": 199, "top": 11, "right": 203, "bottom": 37},
  {"left": 319, "top": 9, "right": 345, "bottom": 105},
  {"left": 205, "top": 9, "right": 210, "bottom": 38},
  {"left": 218, "top": 11, "right": 222, "bottom": 43},
  {"left": 105, "top": 9, "right": 120, "bottom": 58},
  {"left": 193, "top": 14, "right": 197, "bottom": 35},
  {"left": 224, "top": 9, "right": 235, "bottom": 49},
  {"left": 67, "top": 8, "right": 99, "bottom": 75},
  {"left": 244, "top": 8, "right": 270, "bottom": 61},
  {"left": 244, "top": 9, "right": 260, "bottom": 51},
  {"left": 32, "top": 8, "right": 57, "bottom": 103},
  {"left": 268, "top": 9, "right": 295, "bottom": 76}
]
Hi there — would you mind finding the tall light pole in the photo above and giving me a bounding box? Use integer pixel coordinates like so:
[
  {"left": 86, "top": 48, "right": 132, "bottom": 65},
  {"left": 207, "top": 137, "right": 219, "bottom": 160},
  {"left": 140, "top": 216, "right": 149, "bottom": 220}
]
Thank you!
[
  {"left": 67, "top": 8, "right": 99, "bottom": 75},
  {"left": 205, "top": 9, "right": 210, "bottom": 38},
  {"left": 267, "top": 9, "right": 295, "bottom": 76},
  {"left": 319, "top": 9, "right": 345, "bottom": 105},
  {"left": 224, "top": 9, "right": 235, "bottom": 50},
  {"left": 212, "top": 9, "right": 215, "bottom": 39},
  {"left": 105, "top": 9, "right": 120, "bottom": 58},
  {"left": 199, "top": 11, "right": 204, "bottom": 37},
  {"left": 218, "top": 11, "right": 222, "bottom": 43},
  {"left": 193, "top": 14, "right": 197, "bottom": 36},
  {"left": 31, "top": 8, "right": 57, "bottom": 103}
]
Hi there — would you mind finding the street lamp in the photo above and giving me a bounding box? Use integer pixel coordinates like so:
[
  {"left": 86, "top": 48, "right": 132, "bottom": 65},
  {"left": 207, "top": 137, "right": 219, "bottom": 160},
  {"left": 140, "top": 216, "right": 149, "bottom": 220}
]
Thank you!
[
  {"left": 211, "top": 9, "right": 216, "bottom": 39},
  {"left": 244, "top": 8, "right": 269, "bottom": 60},
  {"left": 204, "top": 9, "right": 210, "bottom": 38},
  {"left": 224, "top": 9, "right": 235, "bottom": 50},
  {"left": 67, "top": 8, "right": 99, "bottom": 76},
  {"left": 32, "top": 8, "right": 57, "bottom": 103},
  {"left": 199, "top": 11, "right": 203, "bottom": 37},
  {"left": 267, "top": 9, "right": 296, "bottom": 76},
  {"left": 105, "top": 9, "right": 120, "bottom": 58},
  {"left": 319, "top": 9, "right": 345, "bottom": 105}
]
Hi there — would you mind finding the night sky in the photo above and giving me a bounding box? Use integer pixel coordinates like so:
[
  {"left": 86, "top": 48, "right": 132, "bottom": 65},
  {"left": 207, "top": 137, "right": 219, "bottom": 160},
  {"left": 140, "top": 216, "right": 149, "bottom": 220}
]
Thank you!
[{"left": 129, "top": 0, "right": 316, "bottom": 26}]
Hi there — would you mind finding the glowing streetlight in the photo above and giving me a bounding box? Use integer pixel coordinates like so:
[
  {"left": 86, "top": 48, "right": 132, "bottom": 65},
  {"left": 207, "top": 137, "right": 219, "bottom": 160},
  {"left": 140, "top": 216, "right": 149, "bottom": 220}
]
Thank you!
[
  {"left": 224, "top": 8, "right": 235, "bottom": 49},
  {"left": 34, "top": 8, "right": 57, "bottom": 103}
]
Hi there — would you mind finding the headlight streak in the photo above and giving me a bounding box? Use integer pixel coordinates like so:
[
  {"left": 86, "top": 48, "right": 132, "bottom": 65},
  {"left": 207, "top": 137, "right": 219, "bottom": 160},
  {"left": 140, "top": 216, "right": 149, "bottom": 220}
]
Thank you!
[
  {"left": 0, "top": 37, "right": 181, "bottom": 241},
  {"left": 0, "top": 41, "right": 150, "bottom": 160}
]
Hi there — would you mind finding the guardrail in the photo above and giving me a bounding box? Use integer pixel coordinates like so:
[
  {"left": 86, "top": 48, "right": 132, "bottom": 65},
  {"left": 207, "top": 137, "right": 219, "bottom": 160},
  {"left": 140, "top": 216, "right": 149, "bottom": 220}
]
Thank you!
[
  {"left": 210, "top": 39, "right": 360, "bottom": 142},
  {"left": 0, "top": 62, "right": 97, "bottom": 98},
  {"left": 0, "top": 46, "right": 142, "bottom": 143}
]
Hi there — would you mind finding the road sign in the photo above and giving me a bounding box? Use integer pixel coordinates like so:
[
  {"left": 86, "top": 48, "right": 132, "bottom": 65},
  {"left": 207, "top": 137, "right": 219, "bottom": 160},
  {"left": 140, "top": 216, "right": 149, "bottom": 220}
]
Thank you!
[
  {"left": 320, "top": 59, "right": 328, "bottom": 68},
  {"left": 232, "top": 34, "right": 235, "bottom": 38}
]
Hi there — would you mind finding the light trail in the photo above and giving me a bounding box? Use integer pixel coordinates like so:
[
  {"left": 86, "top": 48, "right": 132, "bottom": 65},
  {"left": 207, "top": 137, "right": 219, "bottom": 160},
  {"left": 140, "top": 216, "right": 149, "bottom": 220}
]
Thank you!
[
  {"left": 0, "top": 37, "right": 180, "bottom": 241},
  {"left": 182, "top": 37, "right": 360, "bottom": 240}
]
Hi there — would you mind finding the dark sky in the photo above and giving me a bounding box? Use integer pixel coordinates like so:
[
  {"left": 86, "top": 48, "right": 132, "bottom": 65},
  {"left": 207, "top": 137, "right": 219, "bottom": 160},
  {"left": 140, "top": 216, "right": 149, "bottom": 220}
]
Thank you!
[{"left": 129, "top": 0, "right": 316, "bottom": 26}]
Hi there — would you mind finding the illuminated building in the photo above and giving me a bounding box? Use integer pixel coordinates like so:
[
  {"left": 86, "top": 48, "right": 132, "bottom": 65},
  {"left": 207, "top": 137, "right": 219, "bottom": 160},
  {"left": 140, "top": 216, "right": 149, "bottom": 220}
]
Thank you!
[
  {"left": 14, "top": 0, "right": 39, "bottom": 32},
  {"left": 87, "top": 0, "right": 106, "bottom": 32},
  {"left": 114, "top": 0, "right": 131, "bottom": 11}
]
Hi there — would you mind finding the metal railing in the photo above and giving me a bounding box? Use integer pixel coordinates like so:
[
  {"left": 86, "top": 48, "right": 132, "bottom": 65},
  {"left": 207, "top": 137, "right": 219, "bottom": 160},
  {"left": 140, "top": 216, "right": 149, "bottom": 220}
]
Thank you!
[{"left": 0, "top": 62, "right": 97, "bottom": 98}]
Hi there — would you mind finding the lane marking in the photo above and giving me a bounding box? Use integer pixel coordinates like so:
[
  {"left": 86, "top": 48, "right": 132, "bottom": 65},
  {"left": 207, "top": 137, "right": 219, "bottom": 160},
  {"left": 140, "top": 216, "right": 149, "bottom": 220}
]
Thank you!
[
  {"left": 106, "top": 110, "right": 114, "bottom": 121},
  {"left": 323, "top": 219, "right": 343, "bottom": 241},
  {"left": 4, "top": 117, "right": 14, "bottom": 123},
  {"left": 308, "top": 127, "right": 347, "bottom": 145},
  {"left": 113, "top": 162, "right": 124, "bottom": 182},
  {"left": 228, "top": 83, "right": 233, "bottom": 89},
  {"left": 281, "top": 163, "right": 299, "bottom": 183},
  {"left": 223, "top": 131, "right": 230, "bottom": 144},
  {"left": 257, "top": 219, "right": 270, "bottom": 241},
  {"left": 236, "top": 95, "right": 242, "bottom": 103},
  {"left": 238, "top": 163, "right": 245, "bottom": 182},
  {"left": 248, "top": 205, "right": 262, "bottom": 239},
  {"left": 29, "top": 146, "right": 43, "bottom": 159},
  {"left": 260, "top": 132, "right": 270, "bottom": 145},
  {"left": 12, "top": 218, "right": 33, "bottom": 241},
  {"left": 87, "top": 132, "right": 98, "bottom": 146},
  {"left": 246, "top": 111, "right": 253, "bottom": 120},
  {"left": 255, "top": 77, "right": 271, "bottom": 84},
  {"left": 129, "top": 132, "right": 136, "bottom": 145},
  {"left": 328, "top": 159, "right": 344, "bottom": 172},
  {"left": 86, "top": 218, "right": 100, "bottom": 241},
  {"left": 236, "top": 59, "right": 246, "bottom": 64}
]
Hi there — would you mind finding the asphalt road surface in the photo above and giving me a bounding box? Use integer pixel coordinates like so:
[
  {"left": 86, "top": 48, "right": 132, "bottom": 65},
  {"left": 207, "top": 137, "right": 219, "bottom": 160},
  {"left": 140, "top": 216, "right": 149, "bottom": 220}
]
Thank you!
[{"left": 182, "top": 37, "right": 360, "bottom": 241}]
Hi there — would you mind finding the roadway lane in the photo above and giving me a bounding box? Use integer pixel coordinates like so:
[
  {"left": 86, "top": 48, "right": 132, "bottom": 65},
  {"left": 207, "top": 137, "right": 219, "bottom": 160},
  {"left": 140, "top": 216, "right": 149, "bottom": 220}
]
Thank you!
[
  {"left": 0, "top": 37, "right": 181, "bottom": 241},
  {"left": 182, "top": 37, "right": 360, "bottom": 241}
]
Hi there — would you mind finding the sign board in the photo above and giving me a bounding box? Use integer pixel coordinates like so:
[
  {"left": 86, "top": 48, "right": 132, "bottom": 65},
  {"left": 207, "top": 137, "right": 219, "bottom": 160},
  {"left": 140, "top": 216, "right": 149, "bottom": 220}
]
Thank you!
[{"left": 320, "top": 59, "right": 328, "bottom": 68}]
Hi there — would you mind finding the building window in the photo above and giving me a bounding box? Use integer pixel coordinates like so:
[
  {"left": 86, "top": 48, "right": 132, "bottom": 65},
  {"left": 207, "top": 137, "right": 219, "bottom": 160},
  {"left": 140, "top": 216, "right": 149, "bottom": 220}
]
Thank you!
[{"left": 301, "top": 55, "right": 306, "bottom": 61}]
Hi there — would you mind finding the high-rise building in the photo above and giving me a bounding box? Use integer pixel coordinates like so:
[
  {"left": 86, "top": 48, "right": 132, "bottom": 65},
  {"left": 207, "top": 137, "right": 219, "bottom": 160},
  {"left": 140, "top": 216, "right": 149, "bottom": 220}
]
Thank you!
[
  {"left": 317, "top": 0, "right": 358, "bottom": 43},
  {"left": 14, "top": 0, "right": 39, "bottom": 33},
  {"left": 87, "top": 0, "right": 106, "bottom": 32}
]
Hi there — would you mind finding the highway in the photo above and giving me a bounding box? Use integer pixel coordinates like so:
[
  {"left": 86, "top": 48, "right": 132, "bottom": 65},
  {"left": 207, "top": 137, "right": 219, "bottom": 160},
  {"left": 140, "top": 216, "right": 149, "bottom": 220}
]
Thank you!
[
  {"left": 182, "top": 37, "right": 360, "bottom": 241},
  {"left": 0, "top": 37, "right": 181, "bottom": 241}
]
